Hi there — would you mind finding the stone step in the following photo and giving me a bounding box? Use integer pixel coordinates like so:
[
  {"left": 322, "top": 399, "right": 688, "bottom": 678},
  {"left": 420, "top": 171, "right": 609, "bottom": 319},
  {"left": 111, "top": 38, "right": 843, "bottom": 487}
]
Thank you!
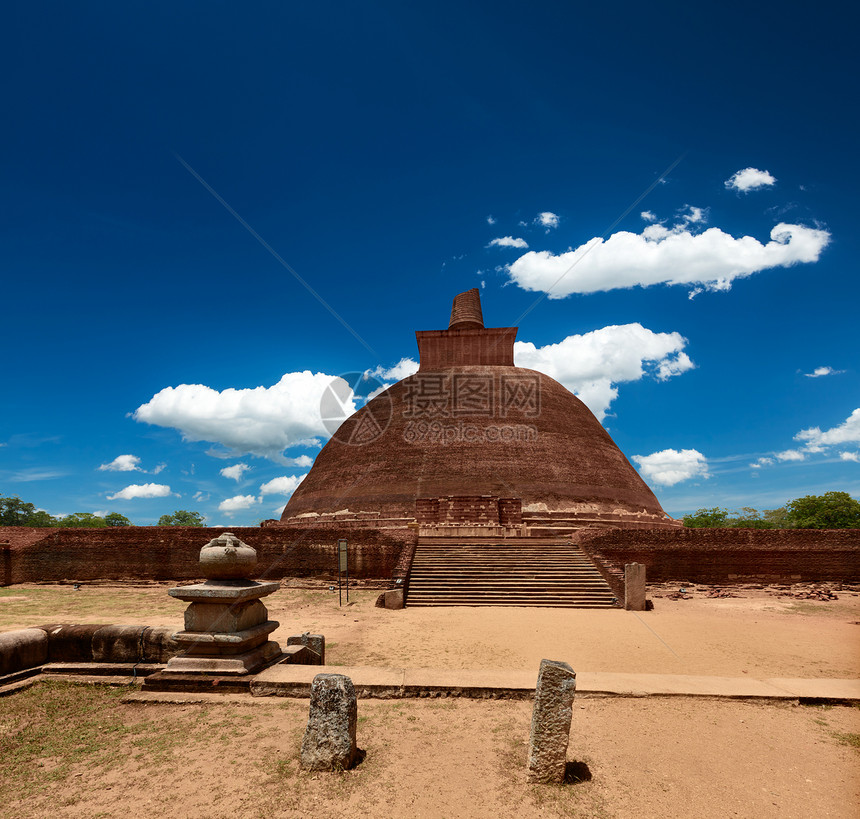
[
  {"left": 407, "top": 541, "right": 616, "bottom": 608},
  {"left": 412, "top": 566, "right": 604, "bottom": 578},
  {"left": 409, "top": 598, "right": 617, "bottom": 609},
  {"left": 407, "top": 595, "right": 615, "bottom": 603}
]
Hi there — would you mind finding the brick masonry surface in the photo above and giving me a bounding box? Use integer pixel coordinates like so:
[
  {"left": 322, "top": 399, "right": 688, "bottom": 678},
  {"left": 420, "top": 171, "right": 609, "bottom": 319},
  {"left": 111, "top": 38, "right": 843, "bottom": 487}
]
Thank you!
[
  {"left": 3, "top": 525, "right": 858, "bottom": 585},
  {"left": 578, "top": 527, "right": 860, "bottom": 584},
  {"left": 1, "top": 525, "right": 413, "bottom": 584}
]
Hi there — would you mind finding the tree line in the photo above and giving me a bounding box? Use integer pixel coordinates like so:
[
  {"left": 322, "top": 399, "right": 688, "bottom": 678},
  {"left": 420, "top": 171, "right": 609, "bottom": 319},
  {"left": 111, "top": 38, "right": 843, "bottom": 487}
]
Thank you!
[
  {"left": 683, "top": 492, "right": 860, "bottom": 529},
  {"left": 0, "top": 495, "right": 206, "bottom": 528}
]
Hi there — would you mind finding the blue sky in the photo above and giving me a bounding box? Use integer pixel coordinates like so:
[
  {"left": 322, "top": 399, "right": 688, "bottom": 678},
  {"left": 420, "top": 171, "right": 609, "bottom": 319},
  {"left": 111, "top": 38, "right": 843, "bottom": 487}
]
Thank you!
[{"left": 2, "top": 2, "right": 857, "bottom": 525}]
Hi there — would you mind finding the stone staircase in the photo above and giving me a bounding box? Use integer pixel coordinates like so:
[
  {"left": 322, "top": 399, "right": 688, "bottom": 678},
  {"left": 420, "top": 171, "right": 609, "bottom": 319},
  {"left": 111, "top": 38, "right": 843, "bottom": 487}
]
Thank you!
[{"left": 406, "top": 538, "right": 618, "bottom": 608}]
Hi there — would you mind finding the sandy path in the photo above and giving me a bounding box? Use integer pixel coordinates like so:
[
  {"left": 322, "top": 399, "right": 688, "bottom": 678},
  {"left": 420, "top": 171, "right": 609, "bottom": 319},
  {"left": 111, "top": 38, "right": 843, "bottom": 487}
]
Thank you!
[{"left": 2, "top": 583, "right": 859, "bottom": 678}]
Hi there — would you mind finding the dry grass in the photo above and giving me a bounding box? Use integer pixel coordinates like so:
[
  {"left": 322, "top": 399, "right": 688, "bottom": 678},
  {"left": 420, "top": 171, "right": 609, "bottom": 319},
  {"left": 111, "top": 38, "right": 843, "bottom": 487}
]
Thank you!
[
  {"left": 0, "top": 584, "right": 186, "bottom": 629},
  {"left": 1, "top": 682, "right": 858, "bottom": 819}
]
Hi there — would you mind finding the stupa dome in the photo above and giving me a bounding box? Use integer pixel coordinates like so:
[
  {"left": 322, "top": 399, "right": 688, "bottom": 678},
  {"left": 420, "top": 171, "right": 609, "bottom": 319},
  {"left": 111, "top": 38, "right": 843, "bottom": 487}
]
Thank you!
[{"left": 281, "top": 291, "right": 677, "bottom": 531}]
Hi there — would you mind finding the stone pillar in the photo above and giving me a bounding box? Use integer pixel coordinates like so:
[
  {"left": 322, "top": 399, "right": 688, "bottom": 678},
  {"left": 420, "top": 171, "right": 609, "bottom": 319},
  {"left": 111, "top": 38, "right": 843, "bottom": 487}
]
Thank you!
[
  {"left": 301, "top": 673, "right": 358, "bottom": 771},
  {"left": 527, "top": 659, "right": 577, "bottom": 784},
  {"left": 625, "top": 562, "right": 646, "bottom": 611}
]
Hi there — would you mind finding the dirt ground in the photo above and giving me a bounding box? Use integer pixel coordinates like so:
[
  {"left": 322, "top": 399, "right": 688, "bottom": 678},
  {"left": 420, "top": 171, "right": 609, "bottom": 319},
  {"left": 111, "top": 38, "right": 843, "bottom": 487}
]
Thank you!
[
  {"left": 1, "top": 582, "right": 859, "bottom": 818},
  {"left": 1, "top": 682, "right": 858, "bottom": 819},
  {"left": 2, "top": 581, "right": 859, "bottom": 678}
]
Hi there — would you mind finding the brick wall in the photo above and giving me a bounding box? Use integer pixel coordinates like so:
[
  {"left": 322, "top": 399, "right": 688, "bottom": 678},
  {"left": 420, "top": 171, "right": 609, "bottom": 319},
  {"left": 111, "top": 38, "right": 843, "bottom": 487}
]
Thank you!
[
  {"left": 2, "top": 525, "right": 414, "bottom": 584},
  {"left": 415, "top": 498, "right": 440, "bottom": 524},
  {"left": 498, "top": 498, "right": 523, "bottom": 526},
  {"left": 416, "top": 496, "right": 522, "bottom": 526},
  {"left": 415, "top": 327, "right": 516, "bottom": 369},
  {"left": 5, "top": 524, "right": 857, "bottom": 586},
  {"left": 579, "top": 527, "right": 860, "bottom": 584}
]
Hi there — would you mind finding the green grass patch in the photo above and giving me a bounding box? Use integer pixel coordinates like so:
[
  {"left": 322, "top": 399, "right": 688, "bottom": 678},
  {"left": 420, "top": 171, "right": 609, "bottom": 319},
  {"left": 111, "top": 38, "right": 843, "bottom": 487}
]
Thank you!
[{"left": 831, "top": 731, "right": 860, "bottom": 749}]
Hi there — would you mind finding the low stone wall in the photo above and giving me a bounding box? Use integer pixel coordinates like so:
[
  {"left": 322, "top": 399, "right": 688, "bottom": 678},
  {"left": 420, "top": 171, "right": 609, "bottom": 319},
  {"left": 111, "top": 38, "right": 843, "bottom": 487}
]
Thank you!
[
  {"left": 579, "top": 527, "right": 860, "bottom": 584},
  {"left": 0, "top": 624, "right": 178, "bottom": 676},
  {"left": 1, "top": 525, "right": 414, "bottom": 584}
]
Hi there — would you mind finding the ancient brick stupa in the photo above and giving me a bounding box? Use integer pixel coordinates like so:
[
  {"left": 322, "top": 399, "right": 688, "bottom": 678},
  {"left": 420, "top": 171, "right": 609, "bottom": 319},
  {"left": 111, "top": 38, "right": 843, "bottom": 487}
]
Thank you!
[{"left": 280, "top": 289, "right": 678, "bottom": 535}]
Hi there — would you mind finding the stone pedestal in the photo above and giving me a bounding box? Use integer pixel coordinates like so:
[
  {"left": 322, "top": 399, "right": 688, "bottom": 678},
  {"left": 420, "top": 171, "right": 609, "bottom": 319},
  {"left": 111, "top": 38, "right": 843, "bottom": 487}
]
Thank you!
[{"left": 162, "top": 533, "right": 282, "bottom": 676}]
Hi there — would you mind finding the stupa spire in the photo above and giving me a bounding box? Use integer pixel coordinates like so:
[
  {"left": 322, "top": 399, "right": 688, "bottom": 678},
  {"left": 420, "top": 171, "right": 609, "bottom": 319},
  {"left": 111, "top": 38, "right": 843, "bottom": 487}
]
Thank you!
[
  {"left": 448, "top": 288, "right": 484, "bottom": 330},
  {"left": 416, "top": 288, "right": 515, "bottom": 370}
]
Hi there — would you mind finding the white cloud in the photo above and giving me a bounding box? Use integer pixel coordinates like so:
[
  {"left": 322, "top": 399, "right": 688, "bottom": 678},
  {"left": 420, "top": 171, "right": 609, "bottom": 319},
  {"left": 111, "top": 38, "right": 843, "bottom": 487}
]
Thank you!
[
  {"left": 151, "top": 462, "right": 166, "bottom": 475},
  {"left": 98, "top": 454, "right": 141, "bottom": 472},
  {"left": 92, "top": 510, "right": 109, "bottom": 518},
  {"left": 487, "top": 236, "right": 529, "bottom": 249},
  {"left": 725, "top": 167, "right": 777, "bottom": 192},
  {"left": 536, "top": 211, "right": 559, "bottom": 230},
  {"left": 679, "top": 205, "right": 707, "bottom": 225},
  {"left": 259, "top": 473, "right": 308, "bottom": 497},
  {"left": 193, "top": 491, "right": 210, "bottom": 502},
  {"left": 366, "top": 358, "right": 419, "bottom": 383},
  {"left": 221, "top": 463, "right": 251, "bottom": 482},
  {"left": 107, "top": 483, "right": 173, "bottom": 500},
  {"left": 134, "top": 370, "right": 347, "bottom": 462},
  {"left": 750, "top": 457, "right": 775, "bottom": 469},
  {"left": 272, "top": 503, "right": 287, "bottom": 516},
  {"left": 487, "top": 215, "right": 496, "bottom": 225},
  {"left": 775, "top": 449, "right": 807, "bottom": 462},
  {"left": 795, "top": 408, "right": 860, "bottom": 449},
  {"left": 743, "top": 409, "right": 860, "bottom": 470},
  {"left": 804, "top": 366, "right": 844, "bottom": 378},
  {"left": 506, "top": 222, "right": 829, "bottom": 298},
  {"left": 632, "top": 449, "right": 709, "bottom": 487},
  {"left": 641, "top": 211, "right": 657, "bottom": 222},
  {"left": 218, "top": 494, "right": 259, "bottom": 513},
  {"left": 289, "top": 454, "right": 314, "bottom": 468},
  {"left": 514, "top": 324, "right": 694, "bottom": 419}
]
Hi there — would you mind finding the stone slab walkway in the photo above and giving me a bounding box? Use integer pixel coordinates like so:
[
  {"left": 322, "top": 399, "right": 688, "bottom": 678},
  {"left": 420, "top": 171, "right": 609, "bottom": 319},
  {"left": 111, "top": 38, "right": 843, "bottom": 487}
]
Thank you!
[{"left": 246, "top": 664, "right": 860, "bottom": 703}]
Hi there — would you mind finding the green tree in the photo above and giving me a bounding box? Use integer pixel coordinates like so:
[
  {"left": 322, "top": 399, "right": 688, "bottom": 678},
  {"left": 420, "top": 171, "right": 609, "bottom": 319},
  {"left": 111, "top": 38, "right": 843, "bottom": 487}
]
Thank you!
[
  {"left": 104, "top": 512, "right": 132, "bottom": 527},
  {"left": 762, "top": 507, "right": 791, "bottom": 528},
  {"left": 27, "top": 509, "right": 60, "bottom": 526},
  {"left": 56, "top": 512, "right": 107, "bottom": 528},
  {"left": 731, "top": 507, "right": 774, "bottom": 529},
  {"left": 785, "top": 492, "right": 860, "bottom": 529},
  {"left": 0, "top": 495, "right": 58, "bottom": 527},
  {"left": 682, "top": 507, "right": 730, "bottom": 528},
  {"left": 158, "top": 510, "right": 206, "bottom": 527}
]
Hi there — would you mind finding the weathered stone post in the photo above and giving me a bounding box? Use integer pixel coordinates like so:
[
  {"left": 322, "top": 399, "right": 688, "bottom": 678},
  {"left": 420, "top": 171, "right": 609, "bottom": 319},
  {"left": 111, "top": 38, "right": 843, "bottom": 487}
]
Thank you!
[
  {"left": 301, "top": 673, "right": 358, "bottom": 771},
  {"left": 625, "top": 562, "right": 646, "bottom": 611},
  {"left": 527, "top": 659, "right": 577, "bottom": 784}
]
